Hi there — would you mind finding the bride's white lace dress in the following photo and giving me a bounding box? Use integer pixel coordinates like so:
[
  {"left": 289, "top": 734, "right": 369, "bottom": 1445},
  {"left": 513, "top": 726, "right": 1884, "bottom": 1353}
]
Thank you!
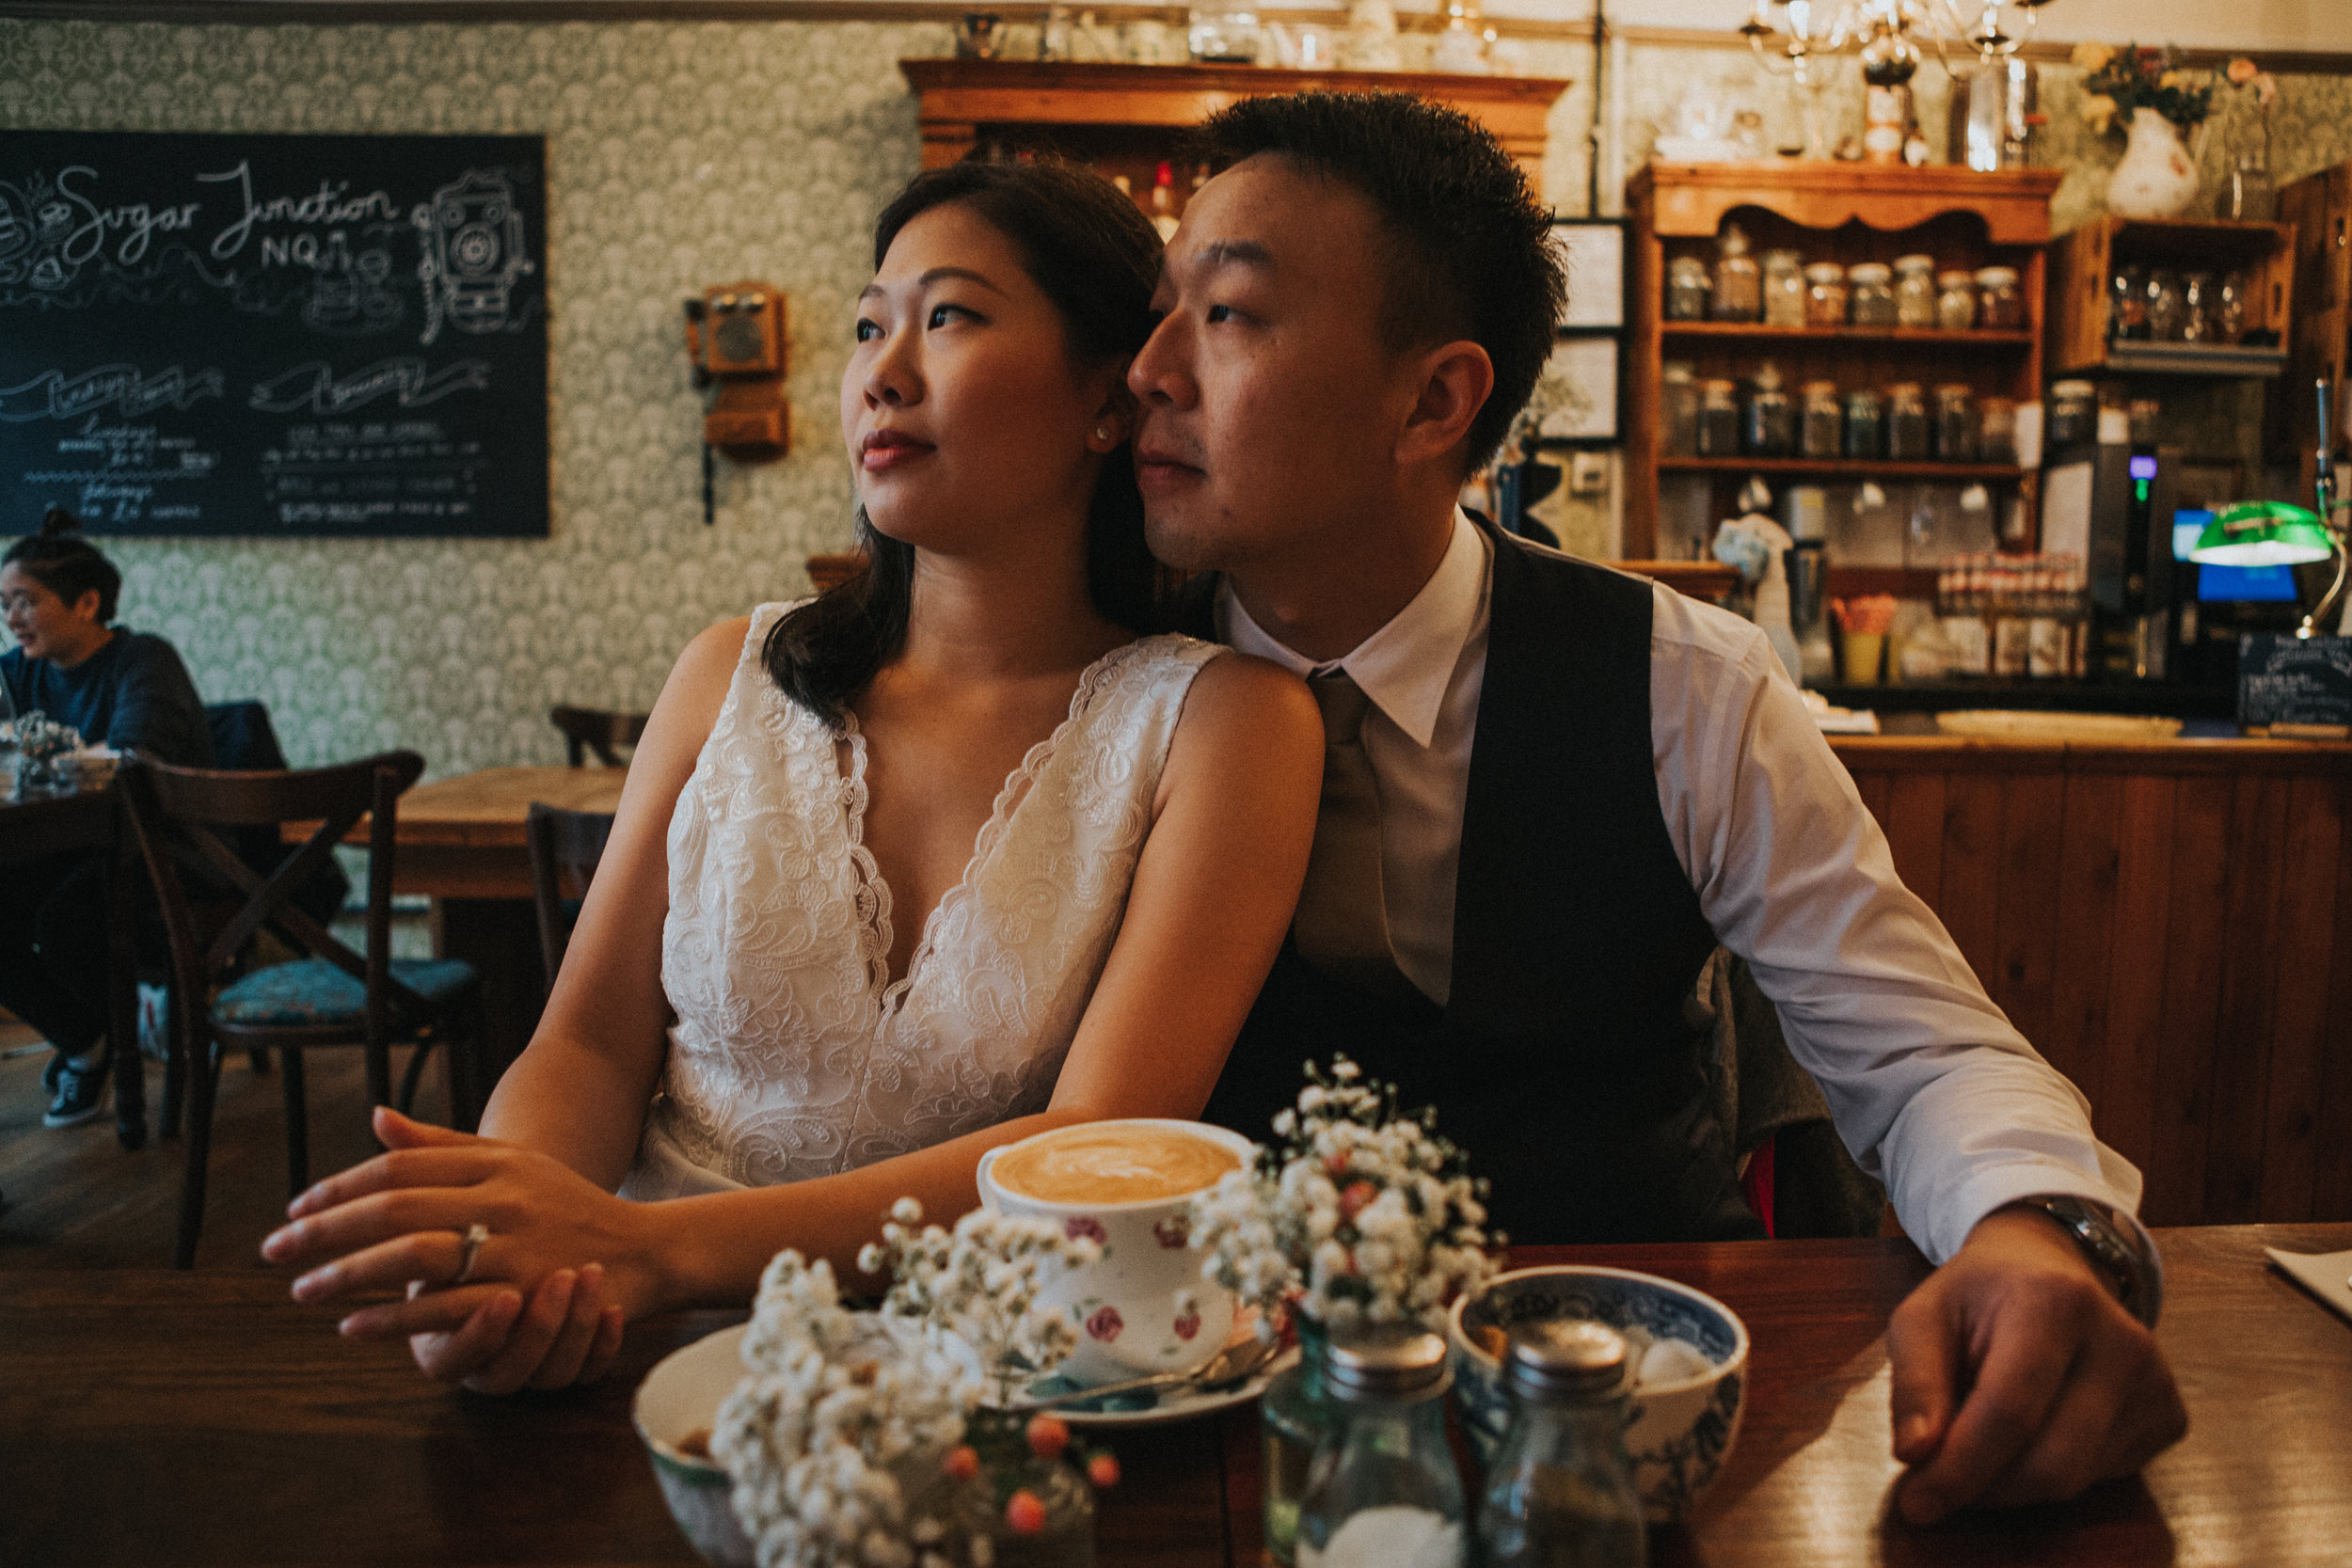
[{"left": 620, "top": 604, "right": 1221, "bottom": 1199}]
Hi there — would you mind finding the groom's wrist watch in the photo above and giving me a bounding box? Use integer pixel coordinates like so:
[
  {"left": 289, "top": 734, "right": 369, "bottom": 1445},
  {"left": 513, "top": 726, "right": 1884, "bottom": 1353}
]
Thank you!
[{"left": 2003, "top": 1194, "right": 2163, "bottom": 1329}]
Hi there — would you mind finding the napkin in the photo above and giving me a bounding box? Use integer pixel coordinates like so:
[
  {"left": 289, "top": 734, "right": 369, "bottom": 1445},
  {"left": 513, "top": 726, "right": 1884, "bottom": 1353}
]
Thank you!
[{"left": 2263, "top": 1247, "right": 2352, "bottom": 1327}]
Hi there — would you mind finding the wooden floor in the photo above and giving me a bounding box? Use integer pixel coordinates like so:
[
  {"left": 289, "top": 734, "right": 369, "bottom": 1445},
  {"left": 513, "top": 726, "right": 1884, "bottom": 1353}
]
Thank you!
[{"left": 0, "top": 1014, "right": 454, "bottom": 1272}]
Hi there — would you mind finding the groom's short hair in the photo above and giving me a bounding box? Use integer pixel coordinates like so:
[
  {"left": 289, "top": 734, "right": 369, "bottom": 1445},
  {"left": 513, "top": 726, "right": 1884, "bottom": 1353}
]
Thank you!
[{"left": 1193, "top": 90, "right": 1565, "bottom": 471}]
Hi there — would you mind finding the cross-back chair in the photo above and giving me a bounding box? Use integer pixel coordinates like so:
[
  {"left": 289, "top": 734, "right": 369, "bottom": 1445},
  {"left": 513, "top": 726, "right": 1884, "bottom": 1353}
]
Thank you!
[
  {"left": 120, "top": 751, "right": 485, "bottom": 1267},
  {"left": 525, "top": 801, "right": 617, "bottom": 997},
  {"left": 548, "top": 705, "right": 647, "bottom": 768}
]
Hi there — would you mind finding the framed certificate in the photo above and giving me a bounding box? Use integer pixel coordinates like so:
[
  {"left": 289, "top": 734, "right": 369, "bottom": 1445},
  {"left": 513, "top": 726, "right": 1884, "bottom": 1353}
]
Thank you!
[
  {"left": 1549, "top": 219, "right": 1626, "bottom": 331},
  {"left": 1532, "top": 335, "right": 1621, "bottom": 445}
]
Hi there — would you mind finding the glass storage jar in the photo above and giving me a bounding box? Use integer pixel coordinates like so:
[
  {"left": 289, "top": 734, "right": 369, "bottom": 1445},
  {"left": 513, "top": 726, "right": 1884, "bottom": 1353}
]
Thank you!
[
  {"left": 1842, "top": 388, "right": 1885, "bottom": 459},
  {"left": 1800, "top": 380, "right": 1844, "bottom": 459},
  {"left": 2216, "top": 271, "right": 2249, "bottom": 342},
  {"left": 2046, "top": 380, "right": 2098, "bottom": 447},
  {"left": 1761, "top": 249, "right": 1806, "bottom": 327},
  {"left": 1295, "top": 1333, "right": 1467, "bottom": 1568},
  {"left": 1848, "top": 262, "right": 1898, "bottom": 327},
  {"left": 1711, "top": 223, "right": 1762, "bottom": 323},
  {"left": 1887, "top": 383, "right": 1931, "bottom": 460},
  {"left": 1697, "top": 380, "right": 1741, "bottom": 456},
  {"left": 1803, "top": 261, "right": 1850, "bottom": 328},
  {"left": 1666, "top": 256, "right": 1712, "bottom": 322},
  {"left": 2109, "top": 265, "right": 2151, "bottom": 340},
  {"left": 1743, "top": 362, "right": 1794, "bottom": 457},
  {"left": 1934, "top": 384, "right": 1979, "bottom": 462},
  {"left": 1974, "top": 266, "right": 2024, "bottom": 330},
  {"left": 1661, "top": 362, "right": 1700, "bottom": 457},
  {"left": 2146, "top": 270, "right": 2187, "bottom": 341},
  {"left": 2181, "top": 273, "right": 2217, "bottom": 342},
  {"left": 1893, "top": 254, "right": 1938, "bottom": 327},
  {"left": 1979, "top": 396, "right": 2018, "bottom": 466},
  {"left": 1935, "top": 270, "right": 1978, "bottom": 331}
]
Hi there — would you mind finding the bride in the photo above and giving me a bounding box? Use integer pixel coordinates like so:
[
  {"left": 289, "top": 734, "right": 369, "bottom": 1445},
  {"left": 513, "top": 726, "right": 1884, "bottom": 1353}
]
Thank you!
[{"left": 262, "top": 160, "right": 1323, "bottom": 1392}]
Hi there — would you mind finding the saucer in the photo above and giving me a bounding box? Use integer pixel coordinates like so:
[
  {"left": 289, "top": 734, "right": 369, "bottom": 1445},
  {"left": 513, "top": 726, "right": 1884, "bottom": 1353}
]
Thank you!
[{"left": 1018, "top": 1343, "right": 1296, "bottom": 1429}]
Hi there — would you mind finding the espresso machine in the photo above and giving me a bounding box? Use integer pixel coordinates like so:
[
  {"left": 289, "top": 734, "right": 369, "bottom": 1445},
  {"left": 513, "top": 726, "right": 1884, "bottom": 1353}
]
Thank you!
[{"left": 2042, "top": 436, "right": 2182, "bottom": 680}]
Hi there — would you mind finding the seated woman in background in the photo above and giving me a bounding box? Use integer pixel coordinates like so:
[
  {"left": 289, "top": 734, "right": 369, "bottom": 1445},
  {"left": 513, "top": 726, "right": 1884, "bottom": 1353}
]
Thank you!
[
  {"left": 2, "top": 509, "right": 214, "bottom": 1127},
  {"left": 262, "top": 159, "right": 1324, "bottom": 1393}
]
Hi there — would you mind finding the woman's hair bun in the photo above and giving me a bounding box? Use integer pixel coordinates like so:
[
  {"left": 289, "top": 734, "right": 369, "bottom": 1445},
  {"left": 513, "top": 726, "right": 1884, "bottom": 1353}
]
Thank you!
[{"left": 39, "top": 506, "right": 83, "bottom": 540}]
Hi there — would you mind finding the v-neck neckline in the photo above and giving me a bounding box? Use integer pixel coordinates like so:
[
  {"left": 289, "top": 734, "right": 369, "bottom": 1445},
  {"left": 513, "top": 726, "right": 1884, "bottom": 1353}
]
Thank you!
[{"left": 833, "top": 637, "right": 1139, "bottom": 1018}]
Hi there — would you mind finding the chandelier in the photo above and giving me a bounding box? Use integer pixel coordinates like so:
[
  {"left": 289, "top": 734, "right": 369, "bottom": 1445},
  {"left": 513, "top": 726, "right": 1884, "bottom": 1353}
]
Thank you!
[{"left": 1740, "top": 0, "right": 2056, "bottom": 86}]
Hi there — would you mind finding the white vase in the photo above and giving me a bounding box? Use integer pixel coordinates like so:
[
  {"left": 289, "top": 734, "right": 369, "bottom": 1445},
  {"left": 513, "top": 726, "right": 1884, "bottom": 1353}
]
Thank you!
[{"left": 2106, "top": 112, "right": 2201, "bottom": 220}]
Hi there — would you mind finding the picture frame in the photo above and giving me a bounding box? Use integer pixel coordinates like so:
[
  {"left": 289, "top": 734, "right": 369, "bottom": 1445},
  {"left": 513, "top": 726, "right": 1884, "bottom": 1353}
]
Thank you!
[
  {"left": 1532, "top": 335, "right": 1621, "bottom": 445},
  {"left": 1549, "top": 218, "right": 1626, "bottom": 331}
]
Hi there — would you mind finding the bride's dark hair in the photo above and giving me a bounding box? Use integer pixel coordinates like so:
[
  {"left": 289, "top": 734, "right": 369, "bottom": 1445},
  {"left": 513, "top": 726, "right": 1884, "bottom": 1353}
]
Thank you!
[{"left": 765, "top": 158, "right": 1166, "bottom": 728}]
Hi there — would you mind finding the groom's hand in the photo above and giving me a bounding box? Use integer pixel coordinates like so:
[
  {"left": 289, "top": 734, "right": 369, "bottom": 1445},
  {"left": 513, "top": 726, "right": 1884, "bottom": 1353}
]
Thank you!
[{"left": 1884, "top": 1206, "right": 2185, "bottom": 1524}]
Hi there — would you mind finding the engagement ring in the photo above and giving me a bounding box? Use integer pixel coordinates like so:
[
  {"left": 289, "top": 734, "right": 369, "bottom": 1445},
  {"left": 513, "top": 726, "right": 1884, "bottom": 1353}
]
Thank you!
[{"left": 454, "top": 1223, "right": 490, "bottom": 1285}]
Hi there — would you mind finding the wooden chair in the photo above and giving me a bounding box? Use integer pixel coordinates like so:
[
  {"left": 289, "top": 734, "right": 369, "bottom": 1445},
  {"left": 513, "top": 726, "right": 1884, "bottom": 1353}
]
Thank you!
[
  {"left": 119, "top": 751, "right": 485, "bottom": 1268},
  {"left": 548, "top": 705, "right": 647, "bottom": 768},
  {"left": 525, "top": 802, "right": 616, "bottom": 997}
]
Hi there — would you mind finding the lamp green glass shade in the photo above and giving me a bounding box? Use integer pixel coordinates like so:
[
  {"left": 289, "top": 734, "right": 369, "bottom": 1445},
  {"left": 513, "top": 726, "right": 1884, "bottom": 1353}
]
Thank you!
[{"left": 2189, "top": 501, "right": 2337, "bottom": 567}]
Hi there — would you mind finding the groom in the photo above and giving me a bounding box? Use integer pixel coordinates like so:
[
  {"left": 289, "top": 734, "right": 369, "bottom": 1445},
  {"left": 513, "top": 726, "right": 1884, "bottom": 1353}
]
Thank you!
[{"left": 1130, "top": 91, "right": 2185, "bottom": 1526}]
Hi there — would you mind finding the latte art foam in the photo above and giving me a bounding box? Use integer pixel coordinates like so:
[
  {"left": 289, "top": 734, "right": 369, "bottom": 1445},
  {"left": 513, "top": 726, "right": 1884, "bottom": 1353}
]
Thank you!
[{"left": 991, "top": 1124, "right": 1241, "bottom": 1206}]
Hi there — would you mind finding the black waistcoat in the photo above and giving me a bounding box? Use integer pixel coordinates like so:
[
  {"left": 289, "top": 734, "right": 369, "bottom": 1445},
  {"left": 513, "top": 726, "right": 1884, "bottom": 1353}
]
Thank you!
[{"left": 1196, "top": 528, "right": 1759, "bottom": 1244}]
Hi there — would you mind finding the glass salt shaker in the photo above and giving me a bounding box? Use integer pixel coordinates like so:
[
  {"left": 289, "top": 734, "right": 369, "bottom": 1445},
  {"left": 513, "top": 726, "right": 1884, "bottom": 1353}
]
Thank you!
[
  {"left": 1761, "top": 249, "right": 1806, "bottom": 328},
  {"left": 1893, "top": 255, "right": 1938, "bottom": 328},
  {"left": 1295, "top": 1331, "right": 1467, "bottom": 1568},
  {"left": 1711, "top": 223, "right": 1762, "bottom": 323},
  {"left": 1476, "top": 1322, "right": 1646, "bottom": 1568}
]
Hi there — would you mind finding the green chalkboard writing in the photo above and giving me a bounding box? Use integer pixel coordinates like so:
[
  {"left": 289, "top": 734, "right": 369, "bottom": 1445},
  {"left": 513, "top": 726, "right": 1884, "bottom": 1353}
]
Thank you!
[{"left": 0, "top": 130, "right": 547, "bottom": 538}]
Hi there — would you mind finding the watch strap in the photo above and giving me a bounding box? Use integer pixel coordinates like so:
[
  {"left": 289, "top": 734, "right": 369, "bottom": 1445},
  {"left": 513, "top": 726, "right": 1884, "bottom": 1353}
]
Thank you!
[{"left": 2008, "top": 1194, "right": 2162, "bottom": 1329}]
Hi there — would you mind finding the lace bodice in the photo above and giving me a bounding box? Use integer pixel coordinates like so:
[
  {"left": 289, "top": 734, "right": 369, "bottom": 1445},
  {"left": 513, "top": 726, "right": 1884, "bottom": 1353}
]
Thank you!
[{"left": 621, "top": 606, "right": 1221, "bottom": 1199}]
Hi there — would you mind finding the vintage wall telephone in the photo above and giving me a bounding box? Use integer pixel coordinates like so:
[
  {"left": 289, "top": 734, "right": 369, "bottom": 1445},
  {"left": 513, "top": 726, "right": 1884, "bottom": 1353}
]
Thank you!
[{"left": 683, "top": 280, "right": 789, "bottom": 524}]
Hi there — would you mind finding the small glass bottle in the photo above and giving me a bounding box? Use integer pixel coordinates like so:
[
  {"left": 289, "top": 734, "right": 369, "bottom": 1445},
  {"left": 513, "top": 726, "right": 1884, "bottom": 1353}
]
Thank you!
[
  {"left": 1893, "top": 254, "right": 1938, "bottom": 327},
  {"left": 1761, "top": 249, "right": 1806, "bottom": 327},
  {"left": 1665, "top": 256, "right": 1711, "bottom": 322},
  {"left": 1803, "top": 261, "right": 1849, "bottom": 328},
  {"left": 1697, "top": 380, "right": 1741, "bottom": 457},
  {"left": 1742, "top": 362, "right": 1794, "bottom": 458},
  {"left": 1935, "top": 270, "right": 1978, "bottom": 331},
  {"left": 1848, "top": 261, "right": 1898, "bottom": 327},
  {"left": 1295, "top": 1331, "right": 1467, "bottom": 1568},
  {"left": 1934, "top": 384, "right": 1979, "bottom": 463},
  {"left": 1476, "top": 1323, "right": 1645, "bottom": 1568},
  {"left": 1800, "top": 380, "right": 1843, "bottom": 459},
  {"left": 1842, "top": 388, "right": 1885, "bottom": 459},
  {"left": 1661, "top": 362, "right": 1700, "bottom": 457},
  {"left": 1711, "top": 223, "right": 1762, "bottom": 323},
  {"left": 1887, "top": 383, "right": 1930, "bottom": 460},
  {"left": 1974, "top": 265, "right": 2024, "bottom": 331}
]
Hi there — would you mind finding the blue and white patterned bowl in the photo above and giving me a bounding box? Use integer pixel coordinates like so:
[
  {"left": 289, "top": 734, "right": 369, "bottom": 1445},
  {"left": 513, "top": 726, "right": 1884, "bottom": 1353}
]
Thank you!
[
  {"left": 1448, "top": 1266, "right": 1749, "bottom": 1521},
  {"left": 632, "top": 1323, "right": 755, "bottom": 1567}
]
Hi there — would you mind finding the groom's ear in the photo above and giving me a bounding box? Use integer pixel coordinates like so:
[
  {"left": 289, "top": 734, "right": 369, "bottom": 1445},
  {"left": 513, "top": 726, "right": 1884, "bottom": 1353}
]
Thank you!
[{"left": 1392, "top": 340, "right": 1494, "bottom": 473}]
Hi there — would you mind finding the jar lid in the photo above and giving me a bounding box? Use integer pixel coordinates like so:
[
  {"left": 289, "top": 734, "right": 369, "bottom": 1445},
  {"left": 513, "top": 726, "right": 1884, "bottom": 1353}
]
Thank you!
[
  {"left": 1802, "top": 379, "right": 1841, "bottom": 396},
  {"left": 1701, "top": 378, "right": 1740, "bottom": 394},
  {"left": 2050, "top": 379, "right": 2096, "bottom": 397},
  {"left": 1936, "top": 271, "right": 1977, "bottom": 288},
  {"left": 1327, "top": 1330, "right": 1451, "bottom": 1400},
  {"left": 1935, "top": 382, "right": 1976, "bottom": 396},
  {"left": 1663, "top": 360, "right": 1695, "bottom": 382},
  {"left": 1804, "top": 261, "right": 1847, "bottom": 281},
  {"left": 1502, "top": 1322, "right": 1630, "bottom": 1402},
  {"left": 1671, "top": 256, "right": 1709, "bottom": 275},
  {"left": 1975, "top": 265, "right": 2019, "bottom": 286},
  {"left": 1718, "top": 222, "right": 1752, "bottom": 255},
  {"left": 1762, "top": 248, "right": 1804, "bottom": 266},
  {"left": 1750, "top": 360, "right": 1786, "bottom": 390},
  {"left": 1843, "top": 387, "right": 1883, "bottom": 404},
  {"left": 1847, "top": 262, "right": 1893, "bottom": 284},
  {"left": 1893, "top": 254, "right": 1937, "bottom": 272},
  {"left": 1888, "top": 381, "right": 1925, "bottom": 396}
]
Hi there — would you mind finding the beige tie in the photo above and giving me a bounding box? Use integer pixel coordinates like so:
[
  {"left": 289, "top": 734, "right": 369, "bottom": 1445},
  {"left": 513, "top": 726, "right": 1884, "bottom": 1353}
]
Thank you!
[{"left": 1293, "top": 672, "right": 1421, "bottom": 1002}]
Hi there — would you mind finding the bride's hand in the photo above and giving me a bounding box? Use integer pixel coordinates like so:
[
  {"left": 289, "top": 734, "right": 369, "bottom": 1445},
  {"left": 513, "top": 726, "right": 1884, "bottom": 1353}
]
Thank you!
[{"left": 261, "top": 1106, "right": 651, "bottom": 1391}]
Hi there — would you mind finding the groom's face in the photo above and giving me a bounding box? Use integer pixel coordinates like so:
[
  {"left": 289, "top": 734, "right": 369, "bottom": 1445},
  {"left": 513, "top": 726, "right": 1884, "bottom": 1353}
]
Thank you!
[{"left": 1128, "top": 155, "right": 1418, "bottom": 574}]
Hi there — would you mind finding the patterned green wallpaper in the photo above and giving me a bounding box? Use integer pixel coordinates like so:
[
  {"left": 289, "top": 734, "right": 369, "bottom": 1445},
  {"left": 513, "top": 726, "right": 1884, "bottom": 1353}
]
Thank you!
[{"left": 3, "top": 19, "right": 2346, "bottom": 772}]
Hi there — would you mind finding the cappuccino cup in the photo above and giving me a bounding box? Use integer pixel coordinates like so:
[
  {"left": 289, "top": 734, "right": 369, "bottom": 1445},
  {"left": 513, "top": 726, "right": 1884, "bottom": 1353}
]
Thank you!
[{"left": 977, "top": 1118, "right": 1254, "bottom": 1387}]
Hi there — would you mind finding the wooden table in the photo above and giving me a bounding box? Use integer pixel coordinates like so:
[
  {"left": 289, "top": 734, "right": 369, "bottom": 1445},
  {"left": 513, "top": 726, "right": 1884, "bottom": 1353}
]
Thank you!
[
  {"left": 7, "top": 1225, "right": 2344, "bottom": 1566},
  {"left": 304, "top": 766, "right": 628, "bottom": 1077}
]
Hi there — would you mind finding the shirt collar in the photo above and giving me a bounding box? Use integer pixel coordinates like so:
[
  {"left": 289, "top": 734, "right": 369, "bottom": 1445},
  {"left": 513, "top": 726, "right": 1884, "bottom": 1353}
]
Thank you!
[{"left": 1218, "top": 509, "right": 1490, "bottom": 749}]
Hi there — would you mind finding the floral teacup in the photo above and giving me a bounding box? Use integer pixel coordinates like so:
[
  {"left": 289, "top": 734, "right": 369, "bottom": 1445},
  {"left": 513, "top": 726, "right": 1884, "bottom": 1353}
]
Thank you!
[{"left": 977, "top": 1117, "right": 1255, "bottom": 1386}]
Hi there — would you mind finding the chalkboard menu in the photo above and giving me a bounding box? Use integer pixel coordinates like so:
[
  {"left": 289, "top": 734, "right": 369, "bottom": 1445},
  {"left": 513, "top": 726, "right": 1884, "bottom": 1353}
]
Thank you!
[
  {"left": 0, "top": 131, "right": 548, "bottom": 538},
  {"left": 2239, "top": 633, "right": 2352, "bottom": 728}
]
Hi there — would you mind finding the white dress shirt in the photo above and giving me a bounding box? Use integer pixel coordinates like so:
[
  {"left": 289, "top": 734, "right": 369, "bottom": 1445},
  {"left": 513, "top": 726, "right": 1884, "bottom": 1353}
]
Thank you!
[{"left": 1221, "top": 511, "right": 2146, "bottom": 1266}]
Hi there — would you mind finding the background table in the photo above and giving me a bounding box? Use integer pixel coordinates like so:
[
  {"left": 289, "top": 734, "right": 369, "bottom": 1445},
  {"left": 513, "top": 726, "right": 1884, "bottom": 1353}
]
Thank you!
[{"left": 7, "top": 1225, "right": 2344, "bottom": 1566}]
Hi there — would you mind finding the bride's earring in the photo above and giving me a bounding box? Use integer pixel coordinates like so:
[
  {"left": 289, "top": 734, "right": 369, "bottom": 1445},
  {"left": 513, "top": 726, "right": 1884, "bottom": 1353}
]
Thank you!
[{"left": 1092, "top": 422, "right": 1116, "bottom": 447}]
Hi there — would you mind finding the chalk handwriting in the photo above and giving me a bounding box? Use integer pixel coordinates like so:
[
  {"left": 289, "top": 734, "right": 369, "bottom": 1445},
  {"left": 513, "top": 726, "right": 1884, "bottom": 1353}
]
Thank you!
[
  {"left": 199, "top": 161, "right": 402, "bottom": 262},
  {"left": 0, "top": 363, "right": 225, "bottom": 422},
  {"left": 246, "top": 356, "right": 491, "bottom": 415}
]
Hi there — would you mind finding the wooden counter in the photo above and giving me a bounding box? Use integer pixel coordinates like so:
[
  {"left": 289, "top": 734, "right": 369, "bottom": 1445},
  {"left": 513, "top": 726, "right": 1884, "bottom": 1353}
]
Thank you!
[{"left": 1827, "top": 732, "right": 2352, "bottom": 1227}]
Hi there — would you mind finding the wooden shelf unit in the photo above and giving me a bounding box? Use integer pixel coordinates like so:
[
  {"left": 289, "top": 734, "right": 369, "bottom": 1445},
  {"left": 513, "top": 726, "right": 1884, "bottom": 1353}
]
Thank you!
[
  {"left": 898, "top": 58, "right": 1569, "bottom": 209},
  {"left": 2276, "top": 162, "right": 2352, "bottom": 497},
  {"left": 2045, "top": 215, "right": 2297, "bottom": 377},
  {"left": 1626, "top": 163, "right": 2061, "bottom": 560}
]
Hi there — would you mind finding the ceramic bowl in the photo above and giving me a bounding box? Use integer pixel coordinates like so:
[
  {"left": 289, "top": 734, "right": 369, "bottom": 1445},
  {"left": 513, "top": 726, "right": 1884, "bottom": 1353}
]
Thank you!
[
  {"left": 1448, "top": 1266, "right": 1749, "bottom": 1520},
  {"left": 631, "top": 1323, "right": 755, "bottom": 1568}
]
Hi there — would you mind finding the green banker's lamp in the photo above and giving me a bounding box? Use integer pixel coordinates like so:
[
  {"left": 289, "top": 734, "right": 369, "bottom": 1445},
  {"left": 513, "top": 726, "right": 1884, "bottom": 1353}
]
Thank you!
[{"left": 2188, "top": 380, "right": 2347, "bottom": 640}]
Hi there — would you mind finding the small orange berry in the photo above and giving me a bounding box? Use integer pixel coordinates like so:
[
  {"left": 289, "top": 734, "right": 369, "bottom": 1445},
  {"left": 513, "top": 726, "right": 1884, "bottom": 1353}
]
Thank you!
[
  {"left": 942, "top": 1445, "right": 979, "bottom": 1481},
  {"left": 1004, "top": 1490, "right": 1047, "bottom": 1534},
  {"left": 1087, "top": 1453, "right": 1121, "bottom": 1489},
  {"left": 1025, "top": 1413, "right": 1071, "bottom": 1459}
]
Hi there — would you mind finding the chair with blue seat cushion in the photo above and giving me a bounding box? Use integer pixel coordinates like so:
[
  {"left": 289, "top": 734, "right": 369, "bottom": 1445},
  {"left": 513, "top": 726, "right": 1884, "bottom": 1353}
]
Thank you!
[
  {"left": 525, "top": 802, "right": 616, "bottom": 998},
  {"left": 120, "top": 750, "right": 485, "bottom": 1268}
]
